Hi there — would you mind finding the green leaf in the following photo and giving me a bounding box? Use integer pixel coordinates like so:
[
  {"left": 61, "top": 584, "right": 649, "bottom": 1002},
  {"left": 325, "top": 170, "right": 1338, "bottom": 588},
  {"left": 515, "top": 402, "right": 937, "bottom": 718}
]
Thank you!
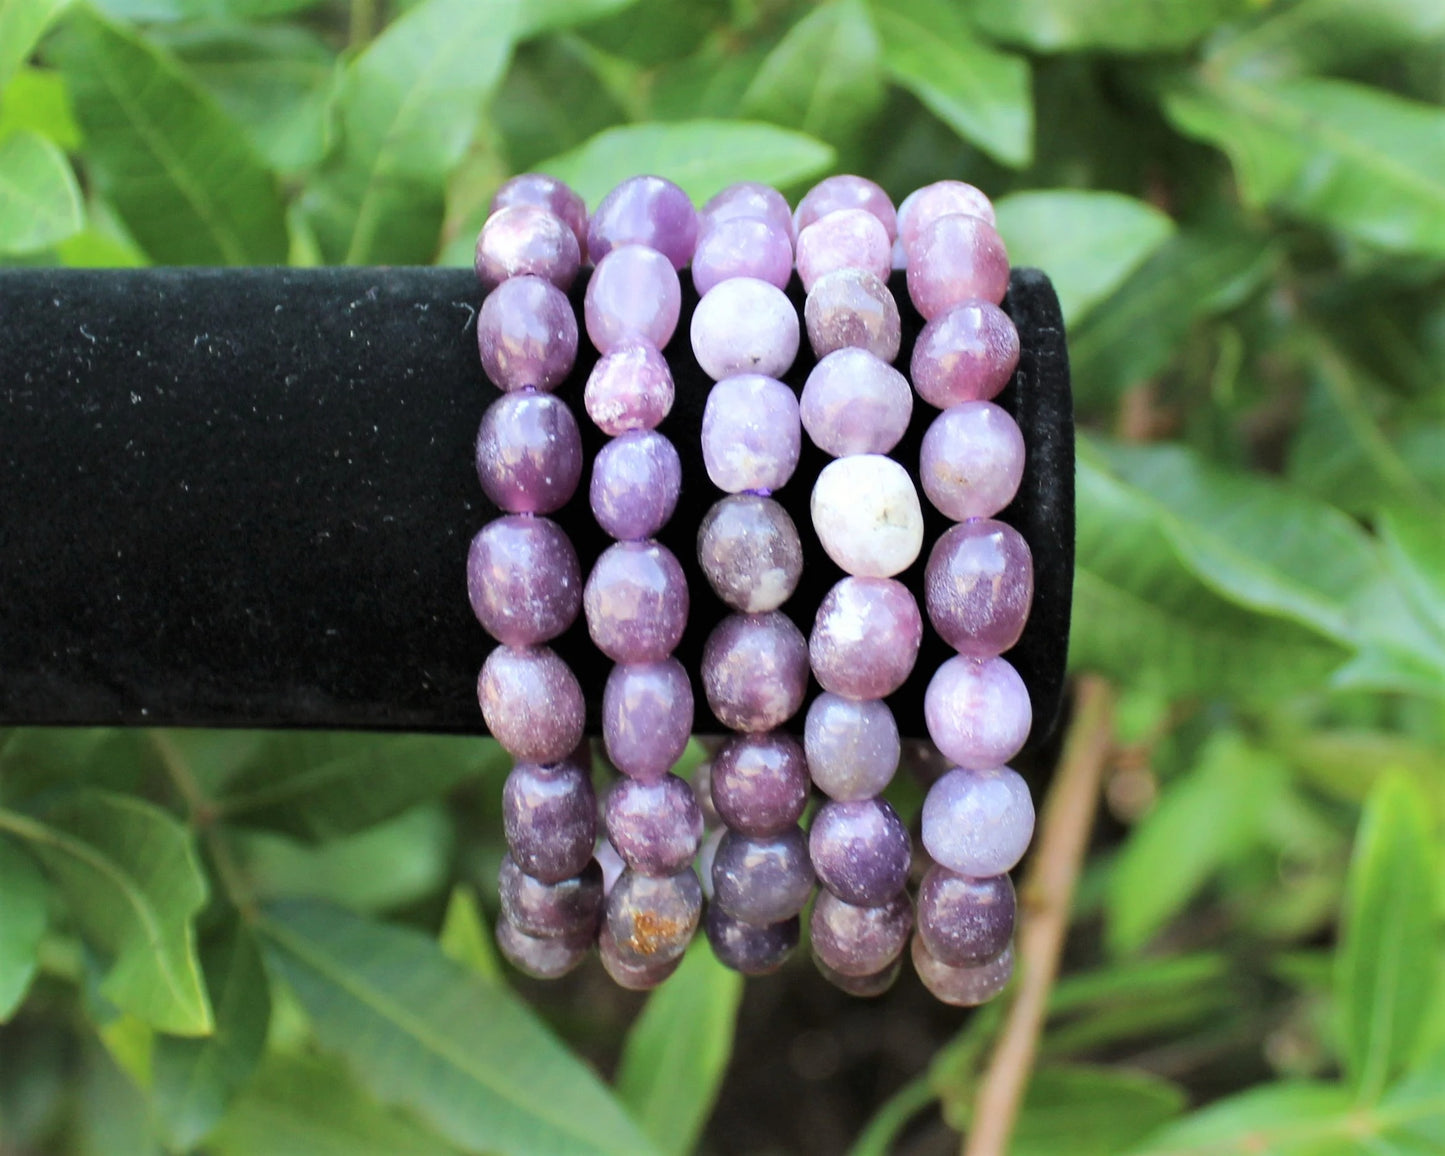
[
  {"left": 1336, "top": 774, "right": 1440, "bottom": 1098},
  {"left": 993, "top": 191, "right": 1174, "bottom": 324},
  {"left": 970, "top": 0, "right": 1248, "bottom": 53},
  {"left": 1004, "top": 1065, "right": 1186, "bottom": 1156},
  {"left": 1209, "top": 0, "right": 1445, "bottom": 79},
  {"left": 438, "top": 884, "right": 502, "bottom": 986},
  {"left": 75, "top": 1042, "right": 163, "bottom": 1156},
  {"left": 616, "top": 942, "right": 743, "bottom": 1156},
  {"left": 0, "top": 66, "right": 82, "bottom": 148},
  {"left": 258, "top": 899, "right": 660, "bottom": 1156},
  {"left": 0, "top": 129, "right": 82, "bottom": 254},
  {"left": 0, "top": 837, "right": 47, "bottom": 1020},
  {"left": 493, "top": 38, "right": 629, "bottom": 172},
  {"left": 540, "top": 120, "right": 834, "bottom": 209},
  {"left": 517, "top": 0, "right": 638, "bottom": 37},
  {"left": 0, "top": 791, "right": 212, "bottom": 1035},
  {"left": 0, "top": 0, "right": 69, "bottom": 91},
  {"left": 870, "top": 0, "right": 1031, "bottom": 168}
]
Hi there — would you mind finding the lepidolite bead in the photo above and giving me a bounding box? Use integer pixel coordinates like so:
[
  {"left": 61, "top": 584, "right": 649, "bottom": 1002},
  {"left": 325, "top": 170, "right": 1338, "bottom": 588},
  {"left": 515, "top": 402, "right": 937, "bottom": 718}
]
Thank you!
[
  {"left": 475, "top": 204, "right": 580, "bottom": 290},
  {"left": 491, "top": 173, "right": 588, "bottom": 252},
  {"left": 587, "top": 175, "right": 699, "bottom": 270},
  {"left": 795, "top": 208, "right": 892, "bottom": 292},
  {"left": 606, "top": 867, "right": 703, "bottom": 966},
  {"left": 923, "top": 657, "right": 1032, "bottom": 771},
  {"left": 910, "top": 302, "right": 1020, "bottom": 408},
  {"left": 605, "top": 773, "right": 704, "bottom": 873},
  {"left": 811, "top": 455, "right": 924, "bottom": 578},
  {"left": 602, "top": 659, "right": 694, "bottom": 782},
  {"left": 711, "top": 826, "right": 815, "bottom": 924},
  {"left": 466, "top": 517, "right": 581, "bottom": 646},
  {"left": 815, "top": 956, "right": 900, "bottom": 998},
  {"left": 810, "top": 889, "right": 912, "bottom": 976},
  {"left": 809, "top": 798, "right": 911, "bottom": 908},
  {"left": 477, "top": 275, "right": 578, "bottom": 392},
  {"left": 800, "top": 349, "right": 912, "bottom": 458},
  {"left": 804, "top": 693, "right": 900, "bottom": 801},
  {"left": 502, "top": 760, "right": 596, "bottom": 883},
  {"left": 907, "top": 214, "right": 1011, "bottom": 318},
  {"left": 496, "top": 916, "right": 590, "bottom": 979},
  {"left": 584, "top": 342, "right": 674, "bottom": 435},
  {"left": 584, "top": 540, "right": 688, "bottom": 662},
  {"left": 479, "top": 646, "right": 584, "bottom": 764},
  {"left": 590, "top": 431, "right": 682, "bottom": 541},
  {"left": 697, "top": 495, "right": 803, "bottom": 613},
  {"left": 692, "top": 215, "right": 792, "bottom": 295},
  {"left": 475, "top": 391, "right": 583, "bottom": 515},
  {"left": 598, "top": 922, "right": 681, "bottom": 990},
  {"left": 710, "top": 731, "right": 810, "bottom": 836},
  {"left": 700, "top": 375, "right": 802, "bottom": 493},
  {"left": 921, "top": 766, "right": 1035, "bottom": 876},
  {"left": 702, "top": 181, "right": 794, "bottom": 242},
  {"left": 690, "top": 278, "right": 800, "bottom": 380},
  {"left": 917, "top": 867, "right": 1015, "bottom": 968},
  {"left": 585, "top": 244, "right": 682, "bottom": 354},
  {"left": 912, "top": 938, "right": 1014, "bottom": 1007},
  {"left": 804, "top": 268, "right": 901, "bottom": 362},
  {"left": 701, "top": 611, "right": 809, "bottom": 732},
  {"left": 795, "top": 175, "right": 897, "bottom": 240},
  {"left": 919, "top": 401, "right": 1026, "bottom": 520},
  {"left": 498, "top": 853, "right": 603, "bottom": 939},
  {"left": 706, "top": 907, "right": 799, "bottom": 975},
  {"left": 925, "top": 520, "right": 1033, "bottom": 656},
  {"left": 810, "top": 578, "right": 922, "bottom": 699},
  {"left": 898, "top": 180, "right": 996, "bottom": 253}
]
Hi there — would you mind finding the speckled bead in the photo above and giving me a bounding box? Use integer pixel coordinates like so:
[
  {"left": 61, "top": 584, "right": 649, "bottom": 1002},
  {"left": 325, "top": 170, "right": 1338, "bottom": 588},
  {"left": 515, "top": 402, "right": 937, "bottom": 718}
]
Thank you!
[
  {"left": 475, "top": 391, "right": 583, "bottom": 515},
  {"left": 795, "top": 208, "right": 892, "bottom": 293},
  {"left": 477, "top": 275, "right": 578, "bottom": 392},
  {"left": 705, "top": 906, "right": 799, "bottom": 976},
  {"left": 702, "top": 181, "right": 794, "bottom": 242},
  {"left": 498, "top": 854, "right": 603, "bottom": 940},
  {"left": 920, "top": 766, "right": 1035, "bottom": 877},
  {"left": 479, "top": 646, "right": 585, "bottom": 765},
  {"left": 590, "top": 431, "right": 682, "bottom": 541},
  {"left": 925, "top": 519, "right": 1034, "bottom": 656},
  {"left": 605, "top": 773, "right": 704, "bottom": 874},
  {"left": 601, "top": 658, "right": 694, "bottom": 782},
  {"left": 583, "top": 540, "right": 689, "bottom": 663},
  {"left": 898, "top": 180, "right": 996, "bottom": 252},
  {"left": 502, "top": 759, "right": 596, "bottom": 884},
  {"left": 691, "top": 278, "right": 800, "bottom": 380},
  {"left": 919, "top": 401, "right": 1026, "bottom": 520},
  {"left": 803, "top": 268, "right": 902, "bottom": 362},
  {"left": 809, "top": 889, "right": 912, "bottom": 977},
  {"left": 810, "top": 455, "right": 924, "bottom": 578},
  {"left": 700, "top": 375, "right": 802, "bottom": 494},
  {"left": 696, "top": 495, "right": 804, "bottom": 614},
  {"left": 800, "top": 349, "right": 912, "bottom": 458},
  {"left": 809, "top": 578, "right": 922, "bottom": 700},
  {"left": 808, "top": 798, "right": 911, "bottom": 908},
  {"left": 701, "top": 611, "right": 810, "bottom": 733},
  {"left": 709, "top": 731, "right": 810, "bottom": 836},
  {"left": 598, "top": 922, "right": 682, "bottom": 990},
  {"left": 804, "top": 693, "right": 900, "bottom": 801},
  {"left": 922, "top": 656, "right": 1032, "bottom": 771},
  {"left": 711, "top": 826, "right": 816, "bottom": 925},
  {"left": 466, "top": 517, "right": 581, "bottom": 646},
  {"left": 587, "top": 175, "right": 699, "bottom": 270},
  {"left": 584, "top": 342, "right": 675, "bottom": 435},
  {"left": 605, "top": 867, "right": 703, "bottom": 967},
  {"left": 916, "top": 866, "right": 1015, "bottom": 968},
  {"left": 814, "top": 955, "right": 901, "bottom": 998},
  {"left": 692, "top": 215, "right": 793, "bottom": 295},
  {"left": 910, "top": 301, "right": 1020, "bottom": 409},
  {"left": 584, "top": 244, "right": 682, "bottom": 354},
  {"left": 907, "top": 213, "right": 1011, "bottom": 318},
  {"left": 912, "top": 938, "right": 1015, "bottom": 1007},
  {"left": 496, "top": 916, "right": 590, "bottom": 979},
  {"left": 490, "top": 173, "right": 588, "bottom": 253},
  {"left": 795, "top": 175, "right": 897, "bottom": 240},
  {"left": 475, "top": 204, "right": 580, "bottom": 290}
]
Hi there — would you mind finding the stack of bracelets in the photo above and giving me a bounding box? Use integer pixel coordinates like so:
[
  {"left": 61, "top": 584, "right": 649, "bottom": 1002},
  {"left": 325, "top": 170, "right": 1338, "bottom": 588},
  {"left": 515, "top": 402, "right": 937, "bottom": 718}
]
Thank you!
[{"left": 468, "top": 171, "right": 1037, "bottom": 1006}]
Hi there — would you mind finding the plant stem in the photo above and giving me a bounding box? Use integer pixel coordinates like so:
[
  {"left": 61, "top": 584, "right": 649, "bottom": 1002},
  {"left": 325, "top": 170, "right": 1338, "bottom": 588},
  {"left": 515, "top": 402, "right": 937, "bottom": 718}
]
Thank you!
[{"left": 349, "top": 0, "right": 379, "bottom": 48}]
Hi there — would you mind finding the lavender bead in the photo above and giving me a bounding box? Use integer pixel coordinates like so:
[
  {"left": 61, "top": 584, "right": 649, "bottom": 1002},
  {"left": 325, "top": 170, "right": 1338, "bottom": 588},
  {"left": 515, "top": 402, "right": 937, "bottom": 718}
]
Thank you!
[
  {"left": 911, "top": 302, "right": 1020, "bottom": 408},
  {"left": 919, "top": 401, "right": 1026, "bottom": 519},
  {"left": 800, "top": 349, "right": 911, "bottom": 458},
  {"left": 584, "top": 342, "right": 674, "bottom": 435},
  {"left": 606, "top": 867, "right": 703, "bottom": 967},
  {"left": 477, "top": 275, "right": 578, "bottom": 392},
  {"left": 700, "top": 375, "right": 802, "bottom": 493},
  {"left": 475, "top": 391, "right": 583, "bottom": 515},
  {"left": 692, "top": 215, "right": 793, "bottom": 295},
  {"left": 491, "top": 173, "right": 588, "bottom": 253},
  {"left": 479, "top": 647, "right": 585, "bottom": 764},
  {"left": 923, "top": 657, "right": 1032, "bottom": 771},
  {"left": 913, "top": 938, "right": 1014, "bottom": 1007},
  {"left": 584, "top": 541, "right": 689, "bottom": 663},
  {"left": 602, "top": 659, "right": 694, "bottom": 783},
  {"left": 585, "top": 244, "right": 682, "bottom": 354},
  {"left": 925, "top": 520, "right": 1033, "bottom": 656},
  {"left": 809, "top": 888, "right": 912, "bottom": 976},
  {"left": 710, "top": 731, "right": 809, "bottom": 836},
  {"left": 804, "top": 268, "right": 901, "bottom": 362},
  {"left": 712, "top": 827, "right": 815, "bottom": 925},
  {"left": 498, "top": 854, "right": 603, "bottom": 939},
  {"left": 898, "top": 180, "right": 996, "bottom": 254},
  {"left": 691, "top": 278, "right": 800, "bottom": 381},
  {"left": 804, "top": 693, "right": 900, "bottom": 801},
  {"left": 917, "top": 866, "right": 1015, "bottom": 968},
  {"left": 809, "top": 798, "right": 911, "bottom": 908},
  {"left": 921, "top": 766, "right": 1035, "bottom": 876},
  {"left": 605, "top": 773, "right": 703, "bottom": 875},
  {"left": 907, "top": 214, "right": 1011, "bottom": 319},
  {"left": 814, "top": 955, "right": 900, "bottom": 997},
  {"left": 706, "top": 907, "right": 799, "bottom": 975},
  {"left": 697, "top": 495, "right": 803, "bottom": 614},
  {"left": 590, "top": 431, "right": 682, "bottom": 541},
  {"left": 588, "top": 175, "right": 698, "bottom": 270},
  {"left": 598, "top": 922, "right": 681, "bottom": 990},
  {"left": 810, "top": 455, "right": 925, "bottom": 578},
  {"left": 467, "top": 517, "right": 581, "bottom": 646},
  {"left": 701, "top": 611, "right": 809, "bottom": 732},
  {"left": 502, "top": 760, "right": 596, "bottom": 883},
  {"left": 702, "top": 181, "right": 794, "bottom": 241},
  {"left": 795, "top": 209, "right": 892, "bottom": 293},
  {"left": 496, "top": 916, "right": 590, "bottom": 980},
  {"left": 475, "top": 204, "right": 580, "bottom": 290},
  {"left": 810, "top": 578, "right": 922, "bottom": 700},
  {"left": 795, "top": 175, "right": 897, "bottom": 240}
]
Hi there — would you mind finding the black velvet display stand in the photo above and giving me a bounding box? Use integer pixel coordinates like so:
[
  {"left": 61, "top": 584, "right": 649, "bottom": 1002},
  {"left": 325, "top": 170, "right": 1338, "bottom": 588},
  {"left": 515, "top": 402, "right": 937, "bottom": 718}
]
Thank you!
[{"left": 0, "top": 267, "right": 1073, "bottom": 749}]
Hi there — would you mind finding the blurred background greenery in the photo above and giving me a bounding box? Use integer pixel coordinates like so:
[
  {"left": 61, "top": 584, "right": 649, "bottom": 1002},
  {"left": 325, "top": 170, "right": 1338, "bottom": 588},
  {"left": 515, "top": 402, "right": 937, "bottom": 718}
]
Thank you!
[{"left": 1, "top": 0, "right": 1443, "bottom": 1152}]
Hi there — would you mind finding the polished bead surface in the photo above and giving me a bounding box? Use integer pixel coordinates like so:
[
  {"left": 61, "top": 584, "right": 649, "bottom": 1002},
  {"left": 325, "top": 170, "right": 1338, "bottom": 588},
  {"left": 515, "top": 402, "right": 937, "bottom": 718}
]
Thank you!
[
  {"left": 917, "top": 866, "right": 1015, "bottom": 968},
  {"left": 701, "top": 611, "right": 810, "bottom": 732},
  {"left": 811, "top": 455, "right": 924, "bottom": 578},
  {"left": 598, "top": 922, "right": 681, "bottom": 990},
  {"left": 496, "top": 916, "right": 590, "bottom": 979},
  {"left": 602, "top": 658, "right": 694, "bottom": 782},
  {"left": 491, "top": 173, "right": 588, "bottom": 252},
  {"left": 584, "top": 342, "right": 675, "bottom": 435},
  {"left": 925, "top": 520, "right": 1033, "bottom": 656},
  {"left": 590, "top": 430, "right": 682, "bottom": 541},
  {"left": 809, "top": 578, "right": 922, "bottom": 699},
  {"left": 710, "top": 731, "right": 810, "bottom": 836},
  {"left": 475, "top": 204, "right": 581, "bottom": 290},
  {"left": 804, "top": 693, "right": 900, "bottom": 800},
  {"left": 919, "top": 401, "right": 1026, "bottom": 520},
  {"left": 795, "top": 175, "right": 897, "bottom": 240},
  {"left": 700, "top": 375, "right": 802, "bottom": 493},
  {"left": 697, "top": 495, "right": 803, "bottom": 613},
  {"left": 605, "top": 773, "right": 704, "bottom": 874},
  {"left": 479, "top": 647, "right": 585, "bottom": 764},
  {"left": 800, "top": 348, "right": 911, "bottom": 458},
  {"left": 795, "top": 208, "right": 892, "bottom": 293},
  {"left": 898, "top": 180, "right": 996, "bottom": 253},
  {"left": 913, "top": 938, "right": 1014, "bottom": 1006},
  {"left": 701, "top": 181, "right": 794, "bottom": 241},
  {"left": 477, "top": 275, "right": 578, "bottom": 392},
  {"left": 809, "top": 798, "right": 911, "bottom": 908},
  {"left": 921, "top": 766, "right": 1034, "bottom": 876},
  {"left": 584, "top": 541, "right": 689, "bottom": 663},
  {"left": 692, "top": 214, "right": 793, "bottom": 295},
  {"left": 803, "top": 268, "right": 901, "bottom": 362},
  {"left": 498, "top": 854, "right": 603, "bottom": 939},
  {"left": 814, "top": 955, "right": 900, "bottom": 997},
  {"left": 467, "top": 517, "right": 581, "bottom": 646},
  {"left": 588, "top": 175, "right": 699, "bottom": 269},
  {"left": 690, "top": 278, "right": 800, "bottom": 381},
  {"left": 923, "top": 656, "right": 1032, "bottom": 770},
  {"left": 809, "top": 888, "right": 912, "bottom": 976},
  {"left": 706, "top": 907, "right": 799, "bottom": 976},
  {"left": 606, "top": 867, "right": 703, "bottom": 966},
  {"left": 502, "top": 759, "right": 596, "bottom": 883},
  {"left": 910, "top": 301, "right": 1020, "bottom": 408},
  {"left": 585, "top": 244, "right": 682, "bottom": 354},
  {"left": 907, "top": 213, "right": 1011, "bottom": 318},
  {"left": 712, "top": 826, "right": 815, "bottom": 925},
  {"left": 475, "top": 390, "right": 583, "bottom": 515}
]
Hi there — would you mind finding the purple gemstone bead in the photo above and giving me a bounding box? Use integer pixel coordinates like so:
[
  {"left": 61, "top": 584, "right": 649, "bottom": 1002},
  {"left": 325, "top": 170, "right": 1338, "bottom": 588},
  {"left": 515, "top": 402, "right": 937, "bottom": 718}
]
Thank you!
[
  {"left": 907, "top": 214, "right": 1011, "bottom": 319},
  {"left": 598, "top": 922, "right": 681, "bottom": 990},
  {"left": 917, "top": 866, "right": 1015, "bottom": 968},
  {"left": 502, "top": 760, "right": 596, "bottom": 883},
  {"left": 809, "top": 798, "right": 911, "bottom": 908},
  {"left": 898, "top": 180, "right": 996, "bottom": 254},
  {"left": 919, "top": 402, "right": 1026, "bottom": 520},
  {"left": 925, "top": 520, "right": 1033, "bottom": 656},
  {"left": 475, "top": 205, "right": 581, "bottom": 291},
  {"left": 584, "top": 342, "right": 675, "bottom": 435},
  {"left": 794, "top": 175, "right": 897, "bottom": 241},
  {"left": 705, "top": 906, "right": 799, "bottom": 976},
  {"left": 921, "top": 766, "right": 1035, "bottom": 876},
  {"left": 701, "top": 611, "right": 809, "bottom": 732},
  {"left": 590, "top": 431, "right": 682, "bottom": 541},
  {"left": 479, "top": 647, "right": 585, "bottom": 764},
  {"left": 701, "top": 181, "right": 794, "bottom": 242},
  {"left": 496, "top": 916, "right": 590, "bottom": 979},
  {"left": 602, "top": 659, "right": 694, "bottom": 782},
  {"left": 911, "top": 302, "right": 1020, "bottom": 409},
  {"left": 498, "top": 853, "right": 603, "bottom": 939},
  {"left": 584, "top": 541, "right": 689, "bottom": 663},
  {"left": 795, "top": 209, "right": 892, "bottom": 294},
  {"left": 712, "top": 826, "right": 815, "bottom": 925},
  {"left": 923, "top": 657, "right": 1032, "bottom": 771},
  {"left": 810, "top": 455, "right": 925, "bottom": 578},
  {"left": 814, "top": 955, "right": 900, "bottom": 997},
  {"left": 588, "top": 175, "right": 698, "bottom": 270},
  {"left": 804, "top": 268, "right": 901, "bottom": 362},
  {"left": 700, "top": 375, "right": 802, "bottom": 493},
  {"left": 467, "top": 517, "right": 581, "bottom": 646},
  {"left": 804, "top": 693, "right": 900, "bottom": 801},
  {"left": 690, "top": 278, "right": 800, "bottom": 381},
  {"left": 585, "top": 245, "right": 682, "bottom": 354},
  {"left": 912, "top": 937, "right": 1014, "bottom": 1007},
  {"left": 800, "top": 349, "right": 912, "bottom": 458},
  {"left": 491, "top": 173, "right": 588, "bottom": 253},
  {"left": 697, "top": 495, "right": 804, "bottom": 614},
  {"left": 810, "top": 578, "right": 922, "bottom": 700},
  {"left": 692, "top": 215, "right": 793, "bottom": 296},
  {"left": 475, "top": 391, "right": 583, "bottom": 515},
  {"left": 605, "top": 773, "right": 704, "bottom": 874},
  {"left": 477, "top": 275, "right": 578, "bottom": 392},
  {"left": 710, "top": 731, "right": 810, "bottom": 836},
  {"left": 606, "top": 867, "right": 703, "bottom": 967},
  {"left": 809, "top": 888, "right": 912, "bottom": 976}
]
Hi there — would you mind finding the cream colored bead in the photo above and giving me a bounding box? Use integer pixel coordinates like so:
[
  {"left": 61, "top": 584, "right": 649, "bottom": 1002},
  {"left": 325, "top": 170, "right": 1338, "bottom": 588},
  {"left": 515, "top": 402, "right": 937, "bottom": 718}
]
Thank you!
[{"left": 810, "top": 455, "right": 924, "bottom": 578}]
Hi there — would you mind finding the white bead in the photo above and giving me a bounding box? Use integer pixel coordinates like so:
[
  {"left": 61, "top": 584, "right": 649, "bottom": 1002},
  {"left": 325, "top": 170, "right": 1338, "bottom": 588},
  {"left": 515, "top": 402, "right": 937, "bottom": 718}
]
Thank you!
[
  {"left": 690, "top": 277, "right": 799, "bottom": 381},
  {"left": 810, "top": 455, "right": 924, "bottom": 578}
]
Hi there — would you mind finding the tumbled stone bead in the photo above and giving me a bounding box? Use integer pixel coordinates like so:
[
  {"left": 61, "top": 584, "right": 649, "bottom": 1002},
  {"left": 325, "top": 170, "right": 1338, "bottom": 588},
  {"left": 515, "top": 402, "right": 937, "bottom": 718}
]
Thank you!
[
  {"left": 475, "top": 391, "right": 583, "bottom": 515},
  {"left": 598, "top": 921, "right": 681, "bottom": 990},
  {"left": 697, "top": 495, "right": 803, "bottom": 613},
  {"left": 923, "top": 657, "right": 1032, "bottom": 770},
  {"left": 477, "top": 275, "right": 578, "bottom": 392},
  {"left": 919, "top": 401, "right": 1026, "bottom": 520},
  {"left": 809, "top": 798, "right": 911, "bottom": 908},
  {"left": 795, "top": 175, "right": 897, "bottom": 240},
  {"left": 795, "top": 209, "right": 892, "bottom": 293},
  {"left": 809, "top": 578, "right": 922, "bottom": 699},
  {"left": 701, "top": 611, "right": 809, "bottom": 732},
  {"left": 584, "top": 540, "right": 689, "bottom": 663},
  {"left": 811, "top": 455, "right": 924, "bottom": 578},
  {"left": 926, "top": 520, "right": 1033, "bottom": 656},
  {"left": 710, "top": 731, "right": 810, "bottom": 836},
  {"left": 602, "top": 659, "right": 694, "bottom": 782},
  {"left": 692, "top": 215, "right": 792, "bottom": 296},
  {"left": 585, "top": 244, "right": 682, "bottom": 354},
  {"left": 804, "top": 693, "right": 900, "bottom": 801},
  {"left": 491, "top": 173, "right": 588, "bottom": 253},
  {"left": 910, "top": 301, "right": 1020, "bottom": 408},
  {"left": 691, "top": 278, "right": 800, "bottom": 381},
  {"left": 712, "top": 826, "right": 815, "bottom": 925},
  {"left": 466, "top": 517, "right": 581, "bottom": 646},
  {"left": 496, "top": 915, "right": 590, "bottom": 979},
  {"left": 590, "top": 430, "right": 682, "bottom": 541},
  {"left": 502, "top": 759, "right": 596, "bottom": 883},
  {"left": 606, "top": 866, "right": 703, "bottom": 967},
  {"left": 917, "top": 866, "right": 1015, "bottom": 968},
  {"left": 475, "top": 204, "right": 580, "bottom": 291},
  {"left": 706, "top": 907, "right": 799, "bottom": 976},
  {"left": 479, "top": 647, "right": 585, "bottom": 764},
  {"left": 702, "top": 181, "right": 794, "bottom": 242},
  {"left": 800, "top": 348, "right": 911, "bottom": 458},
  {"left": 605, "top": 772, "right": 704, "bottom": 874},
  {"left": 809, "top": 888, "right": 912, "bottom": 976},
  {"left": 913, "top": 937, "right": 1014, "bottom": 1007},
  {"left": 498, "top": 853, "right": 603, "bottom": 940},
  {"left": 588, "top": 175, "right": 698, "bottom": 270},
  {"left": 898, "top": 180, "right": 996, "bottom": 254},
  {"left": 921, "top": 766, "right": 1035, "bottom": 876},
  {"left": 804, "top": 268, "right": 901, "bottom": 362},
  {"left": 814, "top": 955, "right": 900, "bottom": 998},
  {"left": 700, "top": 375, "right": 802, "bottom": 493},
  {"left": 907, "top": 214, "right": 1011, "bottom": 318},
  {"left": 584, "top": 342, "right": 675, "bottom": 435}
]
